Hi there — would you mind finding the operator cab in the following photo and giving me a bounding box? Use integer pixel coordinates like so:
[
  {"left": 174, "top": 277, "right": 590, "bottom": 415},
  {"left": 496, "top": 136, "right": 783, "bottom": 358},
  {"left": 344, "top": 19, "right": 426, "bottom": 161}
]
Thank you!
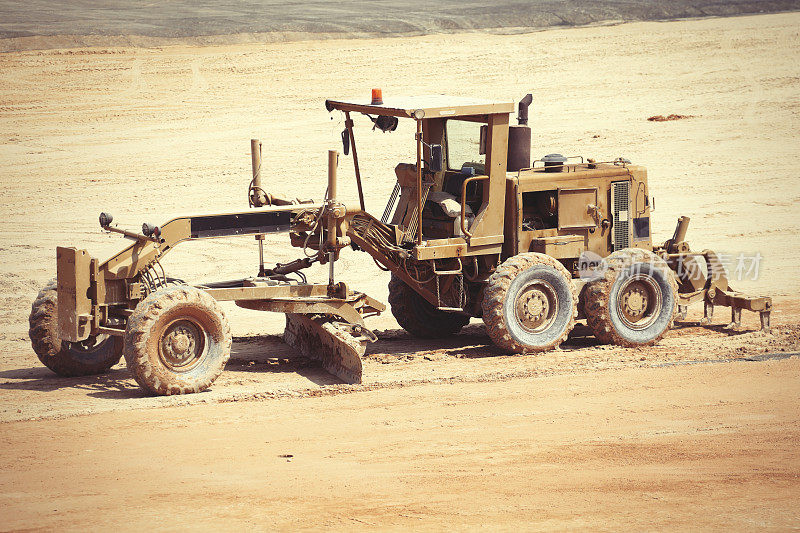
[{"left": 324, "top": 93, "right": 517, "bottom": 255}]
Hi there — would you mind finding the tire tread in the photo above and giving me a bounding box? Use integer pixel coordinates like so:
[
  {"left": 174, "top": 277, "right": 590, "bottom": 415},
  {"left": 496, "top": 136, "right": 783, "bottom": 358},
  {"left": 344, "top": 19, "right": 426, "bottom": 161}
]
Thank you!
[
  {"left": 388, "top": 275, "right": 470, "bottom": 338},
  {"left": 123, "top": 286, "right": 231, "bottom": 395},
  {"left": 28, "top": 279, "right": 122, "bottom": 376},
  {"left": 481, "top": 253, "right": 577, "bottom": 353},
  {"left": 583, "top": 248, "right": 678, "bottom": 347}
]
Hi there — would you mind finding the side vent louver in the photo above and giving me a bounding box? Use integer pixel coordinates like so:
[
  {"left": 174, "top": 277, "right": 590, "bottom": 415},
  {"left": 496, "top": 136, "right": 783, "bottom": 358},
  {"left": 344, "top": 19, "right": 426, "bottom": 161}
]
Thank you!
[{"left": 611, "top": 181, "right": 630, "bottom": 251}]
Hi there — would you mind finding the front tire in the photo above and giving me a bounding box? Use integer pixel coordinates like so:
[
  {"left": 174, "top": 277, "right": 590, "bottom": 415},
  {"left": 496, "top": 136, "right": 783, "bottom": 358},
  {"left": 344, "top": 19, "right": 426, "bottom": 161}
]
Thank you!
[
  {"left": 583, "top": 248, "right": 678, "bottom": 346},
  {"left": 482, "top": 253, "right": 577, "bottom": 353},
  {"left": 29, "top": 280, "right": 123, "bottom": 376},
  {"left": 124, "top": 286, "right": 231, "bottom": 395}
]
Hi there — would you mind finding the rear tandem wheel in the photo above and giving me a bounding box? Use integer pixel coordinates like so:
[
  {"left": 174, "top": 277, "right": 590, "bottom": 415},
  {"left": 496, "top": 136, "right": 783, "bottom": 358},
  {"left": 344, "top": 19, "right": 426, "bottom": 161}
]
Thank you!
[
  {"left": 583, "top": 248, "right": 678, "bottom": 347},
  {"left": 481, "top": 253, "right": 577, "bottom": 353}
]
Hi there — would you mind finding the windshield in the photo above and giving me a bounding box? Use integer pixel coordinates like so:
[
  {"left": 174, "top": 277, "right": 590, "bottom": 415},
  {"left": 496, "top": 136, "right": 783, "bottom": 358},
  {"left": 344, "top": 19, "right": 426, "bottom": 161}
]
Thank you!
[{"left": 446, "top": 119, "right": 484, "bottom": 171}]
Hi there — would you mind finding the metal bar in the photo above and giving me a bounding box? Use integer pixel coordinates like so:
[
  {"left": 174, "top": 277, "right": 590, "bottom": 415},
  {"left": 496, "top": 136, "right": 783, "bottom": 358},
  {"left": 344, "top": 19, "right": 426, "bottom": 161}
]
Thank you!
[
  {"left": 202, "top": 283, "right": 330, "bottom": 301},
  {"left": 665, "top": 253, "right": 710, "bottom": 259},
  {"left": 102, "top": 203, "right": 323, "bottom": 280},
  {"left": 380, "top": 182, "right": 400, "bottom": 224},
  {"left": 516, "top": 161, "right": 635, "bottom": 174},
  {"left": 405, "top": 182, "right": 432, "bottom": 244},
  {"left": 344, "top": 112, "right": 366, "bottom": 211},
  {"left": 327, "top": 150, "right": 338, "bottom": 247},
  {"left": 416, "top": 119, "right": 423, "bottom": 245},
  {"left": 97, "top": 326, "right": 125, "bottom": 337},
  {"left": 677, "top": 290, "right": 706, "bottom": 305},
  {"left": 432, "top": 257, "right": 462, "bottom": 276},
  {"left": 760, "top": 311, "right": 771, "bottom": 333},
  {"left": 256, "top": 235, "right": 266, "bottom": 276},
  {"left": 237, "top": 298, "right": 365, "bottom": 326},
  {"left": 327, "top": 150, "right": 338, "bottom": 288},
  {"left": 712, "top": 290, "right": 772, "bottom": 312},
  {"left": 673, "top": 216, "right": 690, "bottom": 244},
  {"left": 102, "top": 225, "right": 160, "bottom": 243},
  {"left": 250, "top": 139, "right": 266, "bottom": 207}
]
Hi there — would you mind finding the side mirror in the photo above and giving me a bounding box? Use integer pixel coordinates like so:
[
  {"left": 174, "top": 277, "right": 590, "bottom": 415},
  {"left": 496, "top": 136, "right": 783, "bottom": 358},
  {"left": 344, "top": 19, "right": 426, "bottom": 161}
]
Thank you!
[
  {"left": 341, "top": 128, "right": 350, "bottom": 155},
  {"left": 429, "top": 144, "right": 444, "bottom": 173}
]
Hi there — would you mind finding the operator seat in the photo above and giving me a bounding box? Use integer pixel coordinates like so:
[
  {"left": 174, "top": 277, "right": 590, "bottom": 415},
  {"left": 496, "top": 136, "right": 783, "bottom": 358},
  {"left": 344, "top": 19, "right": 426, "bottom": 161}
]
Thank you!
[{"left": 386, "top": 163, "right": 473, "bottom": 241}]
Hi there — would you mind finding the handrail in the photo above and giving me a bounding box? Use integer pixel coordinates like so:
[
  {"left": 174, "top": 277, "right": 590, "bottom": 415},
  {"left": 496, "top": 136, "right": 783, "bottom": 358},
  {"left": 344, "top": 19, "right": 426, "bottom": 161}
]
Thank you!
[
  {"left": 460, "top": 175, "right": 489, "bottom": 238},
  {"left": 415, "top": 119, "right": 423, "bottom": 245},
  {"left": 515, "top": 158, "right": 630, "bottom": 176}
]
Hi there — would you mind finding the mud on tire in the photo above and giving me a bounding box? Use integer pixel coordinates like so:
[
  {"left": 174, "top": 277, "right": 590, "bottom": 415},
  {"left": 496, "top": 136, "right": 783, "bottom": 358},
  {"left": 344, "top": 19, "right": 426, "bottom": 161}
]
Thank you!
[
  {"left": 481, "top": 253, "right": 577, "bottom": 353},
  {"left": 124, "top": 285, "right": 231, "bottom": 395},
  {"left": 388, "top": 274, "right": 470, "bottom": 338},
  {"left": 29, "top": 280, "right": 123, "bottom": 376},
  {"left": 583, "top": 248, "right": 678, "bottom": 347}
]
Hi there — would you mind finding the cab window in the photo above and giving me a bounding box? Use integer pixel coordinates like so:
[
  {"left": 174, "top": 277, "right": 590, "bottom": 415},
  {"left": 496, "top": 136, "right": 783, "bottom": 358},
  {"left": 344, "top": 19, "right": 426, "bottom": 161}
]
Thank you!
[{"left": 446, "top": 119, "right": 484, "bottom": 171}]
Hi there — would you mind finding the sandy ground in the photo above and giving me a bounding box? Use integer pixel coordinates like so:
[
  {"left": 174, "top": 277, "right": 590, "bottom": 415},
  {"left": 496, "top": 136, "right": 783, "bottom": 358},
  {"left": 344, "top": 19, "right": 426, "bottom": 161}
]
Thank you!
[
  {"left": 1, "top": 12, "right": 799, "bottom": 530},
  {"left": 1, "top": 358, "right": 799, "bottom": 529}
]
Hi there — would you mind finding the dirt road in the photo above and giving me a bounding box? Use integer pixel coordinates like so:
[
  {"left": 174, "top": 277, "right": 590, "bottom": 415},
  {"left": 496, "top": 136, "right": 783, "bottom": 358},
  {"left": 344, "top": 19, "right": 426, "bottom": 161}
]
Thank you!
[
  {"left": 1, "top": 358, "right": 798, "bottom": 530},
  {"left": 1, "top": 310, "right": 798, "bottom": 423}
]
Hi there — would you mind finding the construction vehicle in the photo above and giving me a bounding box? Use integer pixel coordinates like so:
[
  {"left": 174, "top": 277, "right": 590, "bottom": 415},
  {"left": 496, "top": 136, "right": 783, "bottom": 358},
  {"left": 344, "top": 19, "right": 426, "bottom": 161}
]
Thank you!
[{"left": 29, "top": 91, "right": 773, "bottom": 395}]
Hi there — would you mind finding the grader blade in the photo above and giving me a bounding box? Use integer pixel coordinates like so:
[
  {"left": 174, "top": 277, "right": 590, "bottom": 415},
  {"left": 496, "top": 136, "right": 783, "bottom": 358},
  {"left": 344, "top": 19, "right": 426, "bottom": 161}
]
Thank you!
[{"left": 284, "top": 313, "right": 369, "bottom": 383}]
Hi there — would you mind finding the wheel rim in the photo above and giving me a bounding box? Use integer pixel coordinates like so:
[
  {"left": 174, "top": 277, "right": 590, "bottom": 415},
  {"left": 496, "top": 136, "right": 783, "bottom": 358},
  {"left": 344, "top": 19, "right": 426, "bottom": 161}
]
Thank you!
[
  {"left": 616, "top": 273, "right": 663, "bottom": 330},
  {"left": 158, "top": 319, "right": 206, "bottom": 372},
  {"left": 513, "top": 279, "right": 558, "bottom": 333}
]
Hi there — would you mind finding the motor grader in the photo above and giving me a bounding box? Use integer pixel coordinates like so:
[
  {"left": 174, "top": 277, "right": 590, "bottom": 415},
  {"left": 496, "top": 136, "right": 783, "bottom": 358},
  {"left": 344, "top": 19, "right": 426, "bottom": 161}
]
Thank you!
[{"left": 29, "top": 91, "right": 772, "bottom": 395}]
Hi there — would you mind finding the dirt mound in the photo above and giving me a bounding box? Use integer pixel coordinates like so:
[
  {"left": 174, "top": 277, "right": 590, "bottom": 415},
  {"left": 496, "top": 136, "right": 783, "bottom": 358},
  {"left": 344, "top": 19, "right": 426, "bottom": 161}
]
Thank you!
[
  {"left": 648, "top": 114, "right": 694, "bottom": 121},
  {"left": 2, "top": 0, "right": 800, "bottom": 51}
]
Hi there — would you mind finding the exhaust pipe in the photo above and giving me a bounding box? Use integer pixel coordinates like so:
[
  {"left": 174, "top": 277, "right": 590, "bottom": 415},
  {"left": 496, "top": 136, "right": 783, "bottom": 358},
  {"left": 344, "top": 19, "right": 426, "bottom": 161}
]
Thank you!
[
  {"left": 518, "top": 93, "right": 533, "bottom": 126},
  {"left": 508, "top": 94, "right": 533, "bottom": 172}
]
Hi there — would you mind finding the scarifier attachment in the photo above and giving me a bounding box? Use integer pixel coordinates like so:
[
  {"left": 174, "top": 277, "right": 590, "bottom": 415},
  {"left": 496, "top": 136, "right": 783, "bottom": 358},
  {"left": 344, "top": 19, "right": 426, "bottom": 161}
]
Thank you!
[
  {"left": 661, "top": 217, "right": 772, "bottom": 332},
  {"left": 284, "top": 314, "right": 373, "bottom": 383}
]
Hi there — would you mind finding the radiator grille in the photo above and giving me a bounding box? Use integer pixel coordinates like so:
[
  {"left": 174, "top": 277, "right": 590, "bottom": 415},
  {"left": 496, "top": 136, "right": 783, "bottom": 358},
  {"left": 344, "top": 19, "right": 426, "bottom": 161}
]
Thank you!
[{"left": 611, "top": 181, "right": 630, "bottom": 251}]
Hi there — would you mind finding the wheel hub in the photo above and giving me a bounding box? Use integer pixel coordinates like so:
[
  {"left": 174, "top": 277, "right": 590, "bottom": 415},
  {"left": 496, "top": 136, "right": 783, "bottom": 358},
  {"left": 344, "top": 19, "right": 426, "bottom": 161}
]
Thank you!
[
  {"left": 514, "top": 281, "right": 557, "bottom": 333},
  {"left": 621, "top": 284, "right": 648, "bottom": 317},
  {"left": 169, "top": 333, "right": 191, "bottom": 356},
  {"left": 617, "top": 275, "right": 663, "bottom": 330},
  {"left": 523, "top": 292, "right": 548, "bottom": 321},
  {"left": 159, "top": 320, "right": 204, "bottom": 371}
]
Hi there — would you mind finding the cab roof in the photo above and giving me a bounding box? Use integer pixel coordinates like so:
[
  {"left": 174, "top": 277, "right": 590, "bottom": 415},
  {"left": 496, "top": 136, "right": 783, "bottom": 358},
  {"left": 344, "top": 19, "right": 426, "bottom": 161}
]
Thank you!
[{"left": 325, "top": 95, "right": 514, "bottom": 119}]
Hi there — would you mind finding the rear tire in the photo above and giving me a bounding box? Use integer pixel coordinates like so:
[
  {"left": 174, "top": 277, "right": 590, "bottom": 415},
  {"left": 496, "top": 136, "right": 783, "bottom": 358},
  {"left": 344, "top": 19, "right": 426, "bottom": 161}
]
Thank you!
[
  {"left": 388, "top": 275, "right": 470, "bottom": 338},
  {"left": 29, "top": 280, "right": 123, "bottom": 376},
  {"left": 124, "top": 286, "right": 231, "bottom": 395},
  {"left": 482, "top": 253, "right": 577, "bottom": 353},
  {"left": 583, "top": 248, "right": 678, "bottom": 346}
]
